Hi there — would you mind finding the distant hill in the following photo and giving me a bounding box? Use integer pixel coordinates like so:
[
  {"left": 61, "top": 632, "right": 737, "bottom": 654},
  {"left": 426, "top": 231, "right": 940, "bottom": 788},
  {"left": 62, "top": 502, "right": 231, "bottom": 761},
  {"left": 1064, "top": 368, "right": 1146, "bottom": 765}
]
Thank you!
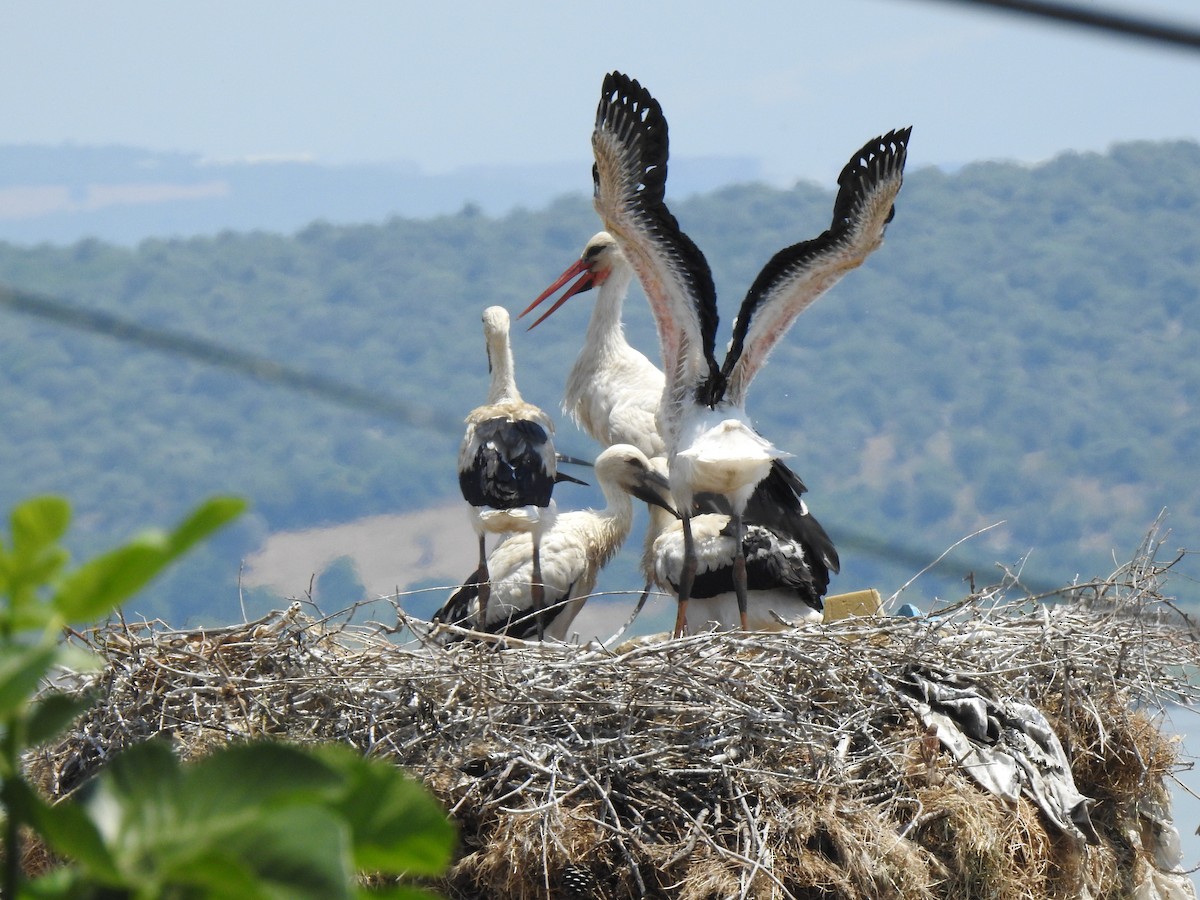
[
  {"left": 0, "top": 144, "right": 763, "bottom": 246},
  {"left": 1, "top": 138, "right": 1198, "bottom": 625}
]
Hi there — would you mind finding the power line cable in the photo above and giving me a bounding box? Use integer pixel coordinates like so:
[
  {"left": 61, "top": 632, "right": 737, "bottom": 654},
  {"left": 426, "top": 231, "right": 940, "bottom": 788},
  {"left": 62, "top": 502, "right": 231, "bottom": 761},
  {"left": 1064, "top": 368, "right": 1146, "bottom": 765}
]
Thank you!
[
  {"left": 0, "top": 281, "right": 1068, "bottom": 594},
  {"left": 0, "top": 283, "right": 464, "bottom": 437},
  {"left": 916, "top": 0, "right": 1200, "bottom": 52}
]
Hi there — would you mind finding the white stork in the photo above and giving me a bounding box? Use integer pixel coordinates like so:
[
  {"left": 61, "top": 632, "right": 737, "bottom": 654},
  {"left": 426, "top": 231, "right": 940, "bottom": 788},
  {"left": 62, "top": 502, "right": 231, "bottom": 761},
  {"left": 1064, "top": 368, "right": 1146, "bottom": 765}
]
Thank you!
[
  {"left": 591, "top": 70, "right": 909, "bottom": 636},
  {"left": 435, "top": 443, "right": 674, "bottom": 641},
  {"left": 523, "top": 232, "right": 840, "bottom": 632},
  {"left": 520, "top": 231, "right": 666, "bottom": 459},
  {"left": 638, "top": 456, "right": 827, "bottom": 632},
  {"left": 649, "top": 513, "right": 825, "bottom": 631},
  {"left": 458, "top": 305, "right": 563, "bottom": 619}
]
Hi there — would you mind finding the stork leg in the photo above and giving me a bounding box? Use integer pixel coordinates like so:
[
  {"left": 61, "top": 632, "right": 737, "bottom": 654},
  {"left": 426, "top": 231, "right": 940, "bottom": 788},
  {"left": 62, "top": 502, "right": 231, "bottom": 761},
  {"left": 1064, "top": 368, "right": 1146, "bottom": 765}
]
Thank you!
[
  {"left": 731, "top": 512, "right": 749, "bottom": 631},
  {"left": 530, "top": 536, "right": 546, "bottom": 639},
  {"left": 476, "top": 534, "right": 491, "bottom": 622},
  {"left": 674, "top": 513, "right": 696, "bottom": 638}
]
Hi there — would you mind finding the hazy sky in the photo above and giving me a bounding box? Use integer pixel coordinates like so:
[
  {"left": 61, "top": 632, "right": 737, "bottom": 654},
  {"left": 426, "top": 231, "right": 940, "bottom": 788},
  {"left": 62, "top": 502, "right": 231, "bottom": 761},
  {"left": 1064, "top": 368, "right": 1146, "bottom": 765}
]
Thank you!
[{"left": 4, "top": 0, "right": 1200, "bottom": 186}]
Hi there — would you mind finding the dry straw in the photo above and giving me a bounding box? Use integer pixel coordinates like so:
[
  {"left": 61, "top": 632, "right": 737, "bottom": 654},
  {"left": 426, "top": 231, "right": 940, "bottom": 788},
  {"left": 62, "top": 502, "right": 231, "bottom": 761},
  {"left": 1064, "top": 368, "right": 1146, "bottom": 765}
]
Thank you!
[{"left": 30, "top": 524, "right": 1200, "bottom": 899}]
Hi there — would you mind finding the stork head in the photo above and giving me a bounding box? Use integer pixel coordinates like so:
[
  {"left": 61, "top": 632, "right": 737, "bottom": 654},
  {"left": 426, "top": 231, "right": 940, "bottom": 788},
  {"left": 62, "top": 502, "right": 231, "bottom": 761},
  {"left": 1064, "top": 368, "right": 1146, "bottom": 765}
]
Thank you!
[
  {"left": 481, "top": 305, "right": 511, "bottom": 374},
  {"left": 520, "top": 232, "right": 622, "bottom": 329},
  {"left": 595, "top": 444, "right": 676, "bottom": 515}
]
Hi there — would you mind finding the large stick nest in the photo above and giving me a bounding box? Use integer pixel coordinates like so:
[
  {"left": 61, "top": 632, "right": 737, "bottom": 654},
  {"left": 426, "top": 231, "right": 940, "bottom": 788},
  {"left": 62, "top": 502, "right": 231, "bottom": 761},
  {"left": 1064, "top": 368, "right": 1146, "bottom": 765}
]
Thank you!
[{"left": 30, "top": 529, "right": 1200, "bottom": 899}]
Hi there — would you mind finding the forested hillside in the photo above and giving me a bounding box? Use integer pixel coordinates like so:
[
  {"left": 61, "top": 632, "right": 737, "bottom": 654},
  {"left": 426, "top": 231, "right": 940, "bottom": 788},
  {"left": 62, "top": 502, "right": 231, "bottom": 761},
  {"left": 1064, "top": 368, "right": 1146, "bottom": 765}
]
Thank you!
[{"left": 1, "top": 139, "right": 1197, "bottom": 623}]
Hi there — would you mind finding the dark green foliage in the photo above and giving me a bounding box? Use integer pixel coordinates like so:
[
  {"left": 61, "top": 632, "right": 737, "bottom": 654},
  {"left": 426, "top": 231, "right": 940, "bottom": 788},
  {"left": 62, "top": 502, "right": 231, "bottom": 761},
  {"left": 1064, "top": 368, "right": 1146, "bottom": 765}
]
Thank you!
[
  {"left": 0, "top": 496, "right": 454, "bottom": 898},
  {"left": 1, "top": 141, "right": 1198, "bottom": 618}
]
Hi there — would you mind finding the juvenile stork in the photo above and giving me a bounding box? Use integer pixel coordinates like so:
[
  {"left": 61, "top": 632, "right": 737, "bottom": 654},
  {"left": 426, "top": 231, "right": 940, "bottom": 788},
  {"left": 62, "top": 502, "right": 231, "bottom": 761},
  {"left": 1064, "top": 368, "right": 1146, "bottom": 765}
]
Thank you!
[
  {"left": 648, "top": 510, "right": 826, "bottom": 632},
  {"left": 435, "top": 444, "right": 674, "bottom": 641},
  {"left": 523, "top": 233, "right": 839, "bottom": 631},
  {"left": 591, "top": 70, "right": 909, "bottom": 636},
  {"left": 458, "top": 305, "right": 560, "bottom": 619}
]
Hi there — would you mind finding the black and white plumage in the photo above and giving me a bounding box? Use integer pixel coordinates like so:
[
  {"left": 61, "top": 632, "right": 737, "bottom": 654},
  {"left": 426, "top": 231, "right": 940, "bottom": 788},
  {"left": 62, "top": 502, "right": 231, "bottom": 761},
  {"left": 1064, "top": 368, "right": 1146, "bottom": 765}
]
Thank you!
[
  {"left": 458, "top": 305, "right": 559, "bottom": 618},
  {"left": 651, "top": 515, "right": 824, "bottom": 631},
  {"left": 640, "top": 457, "right": 826, "bottom": 632},
  {"left": 435, "top": 444, "right": 674, "bottom": 642},
  {"left": 591, "top": 70, "right": 908, "bottom": 636},
  {"left": 526, "top": 233, "right": 839, "bottom": 631}
]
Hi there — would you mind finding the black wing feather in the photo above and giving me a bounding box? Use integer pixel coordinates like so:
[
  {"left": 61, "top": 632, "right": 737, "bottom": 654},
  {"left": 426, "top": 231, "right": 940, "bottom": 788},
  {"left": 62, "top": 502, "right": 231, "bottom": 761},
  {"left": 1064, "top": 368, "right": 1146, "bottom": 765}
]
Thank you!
[
  {"left": 595, "top": 72, "right": 722, "bottom": 388},
  {"left": 744, "top": 460, "right": 840, "bottom": 596},
  {"left": 431, "top": 571, "right": 575, "bottom": 644},
  {"left": 459, "top": 417, "right": 555, "bottom": 509},
  {"left": 722, "top": 127, "right": 911, "bottom": 382},
  {"left": 677, "top": 523, "right": 823, "bottom": 614}
]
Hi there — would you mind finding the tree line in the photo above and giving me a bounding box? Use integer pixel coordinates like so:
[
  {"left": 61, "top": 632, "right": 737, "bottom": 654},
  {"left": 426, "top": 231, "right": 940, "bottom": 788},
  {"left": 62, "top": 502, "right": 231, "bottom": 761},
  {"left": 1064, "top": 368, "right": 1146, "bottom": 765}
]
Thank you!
[{"left": 1, "top": 139, "right": 1197, "bottom": 621}]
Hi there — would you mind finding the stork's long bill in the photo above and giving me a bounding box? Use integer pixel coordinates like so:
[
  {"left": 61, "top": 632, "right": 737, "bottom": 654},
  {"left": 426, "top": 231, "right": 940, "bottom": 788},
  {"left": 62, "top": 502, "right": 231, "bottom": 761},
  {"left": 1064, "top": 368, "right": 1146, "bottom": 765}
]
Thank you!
[{"left": 520, "top": 255, "right": 608, "bottom": 329}]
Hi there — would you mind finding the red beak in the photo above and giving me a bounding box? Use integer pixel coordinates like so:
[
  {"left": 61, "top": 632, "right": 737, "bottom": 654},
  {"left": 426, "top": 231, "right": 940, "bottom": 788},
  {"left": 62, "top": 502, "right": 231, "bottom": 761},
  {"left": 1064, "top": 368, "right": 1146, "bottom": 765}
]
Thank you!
[{"left": 519, "top": 257, "right": 600, "bottom": 330}]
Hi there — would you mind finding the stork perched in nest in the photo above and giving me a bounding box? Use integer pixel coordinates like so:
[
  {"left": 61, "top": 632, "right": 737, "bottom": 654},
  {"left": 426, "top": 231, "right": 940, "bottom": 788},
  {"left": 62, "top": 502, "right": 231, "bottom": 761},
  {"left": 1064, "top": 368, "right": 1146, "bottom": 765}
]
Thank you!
[
  {"left": 521, "top": 231, "right": 666, "bottom": 460},
  {"left": 630, "top": 457, "right": 825, "bottom": 632},
  {"left": 523, "top": 232, "right": 839, "bottom": 632},
  {"left": 590, "top": 70, "right": 909, "bottom": 636},
  {"left": 457, "top": 305, "right": 580, "bottom": 620},
  {"left": 436, "top": 443, "right": 674, "bottom": 641}
]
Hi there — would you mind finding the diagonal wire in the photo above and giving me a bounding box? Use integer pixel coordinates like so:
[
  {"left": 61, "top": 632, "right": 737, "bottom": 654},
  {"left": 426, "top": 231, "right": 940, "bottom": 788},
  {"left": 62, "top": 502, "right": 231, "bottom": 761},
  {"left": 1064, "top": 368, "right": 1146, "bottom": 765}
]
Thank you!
[
  {"left": 0, "top": 282, "right": 1073, "bottom": 595},
  {"left": 0, "top": 283, "right": 464, "bottom": 437},
  {"left": 915, "top": 0, "right": 1200, "bottom": 52}
]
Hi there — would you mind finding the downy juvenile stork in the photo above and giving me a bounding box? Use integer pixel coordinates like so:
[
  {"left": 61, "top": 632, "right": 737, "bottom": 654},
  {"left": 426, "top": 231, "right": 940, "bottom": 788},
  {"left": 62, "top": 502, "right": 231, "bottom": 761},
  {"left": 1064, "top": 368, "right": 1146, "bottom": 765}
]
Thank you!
[
  {"left": 591, "top": 70, "right": 909, "bottom": 636},
  {"left": 458, "top": 305, "right": 562, "bottom": 619},
  {"left": 435, "top": 443, "right": 674, "bottom": 641},
  {"left": 523, "top": 232, "right": 840, "bottom": 631}
]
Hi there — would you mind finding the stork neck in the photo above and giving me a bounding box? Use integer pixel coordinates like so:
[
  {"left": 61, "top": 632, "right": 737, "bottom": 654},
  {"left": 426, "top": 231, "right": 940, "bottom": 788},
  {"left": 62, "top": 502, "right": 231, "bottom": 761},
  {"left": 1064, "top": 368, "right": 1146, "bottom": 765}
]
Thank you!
[
  {"left": 585, "top": 265, "right": 635, "bottom": 349},
  {"left": 486, "top": 330, "right": 521, "bottom": 405},
  {"left": 598, "top": 478, "right": 635, "bottom": 524}
]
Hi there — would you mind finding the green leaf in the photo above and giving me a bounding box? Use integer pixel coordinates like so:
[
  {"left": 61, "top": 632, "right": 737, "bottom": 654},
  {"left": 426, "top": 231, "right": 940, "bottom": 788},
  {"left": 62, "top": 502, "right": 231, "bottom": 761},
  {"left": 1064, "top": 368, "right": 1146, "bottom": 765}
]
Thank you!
[
  {"left": 2, "top": 595, "right": 60, "bottom": 635},
  {"left": 19, "top": 866, "right": 82, "bottom": 899},
  {"left": 76, "top": 740, "right": 186, "bottom": 852},
  {"left": 10, "top": 497, "right": 71, "bottom": 561},
  {"left": 1, "top": 497, "right": 72, "bottom": 635},
  {"left": 26, "top": 690, "right": 97, "bottom": 747},
  {"left": 164, "top": 496, "right": 247, "bottom": 557},
  {"left": 0, "top": 644, "right": 59, "bottom": 720},
  {"left": 355, "top": 887, "right": 447, "bottom": 899},
  {"left": 49, "top": 539, "right": 166, "bottom": 623},
  {"left": 155, "top": 851, "right": 271, "bottom": 900},
  {"left": 51, "top": 498, "right": 244, "bottom": 624},
  {"left": 311, "top": 747, "right": 454, "bottom": 876},
  {"left": 182, "top": 742, "right": 344, "bottom": 821},
  {"left": 218, "top": 805, "right": 355, "bottom": 900},
  {"left": 11, "top": 777, "right": 123, "bottom": 884}
]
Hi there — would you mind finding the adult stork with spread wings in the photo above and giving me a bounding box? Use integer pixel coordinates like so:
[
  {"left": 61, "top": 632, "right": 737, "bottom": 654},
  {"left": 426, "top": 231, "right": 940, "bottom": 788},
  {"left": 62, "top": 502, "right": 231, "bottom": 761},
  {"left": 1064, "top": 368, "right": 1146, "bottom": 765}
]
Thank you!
[
  {"left": 523, "top": 232, "right": 839, "bottom": 632},
  {"left": 591, "top": 70, "right": 909, "bottom": 636}
]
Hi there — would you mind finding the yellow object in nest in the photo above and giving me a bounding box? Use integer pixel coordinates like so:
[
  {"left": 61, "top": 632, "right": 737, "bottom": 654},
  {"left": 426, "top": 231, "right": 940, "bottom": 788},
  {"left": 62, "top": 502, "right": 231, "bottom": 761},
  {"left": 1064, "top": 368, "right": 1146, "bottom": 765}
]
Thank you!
[{"left": 823, "top": 588, "right": 882, "bottom": 622}]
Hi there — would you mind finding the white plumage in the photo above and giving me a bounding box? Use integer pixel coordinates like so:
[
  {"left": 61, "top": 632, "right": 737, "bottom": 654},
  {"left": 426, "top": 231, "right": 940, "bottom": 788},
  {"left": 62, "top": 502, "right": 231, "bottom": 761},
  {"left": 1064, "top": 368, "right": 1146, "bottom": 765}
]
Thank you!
[
  {"left": 521, "top": 231, "right": 666, "bottom": 459},
  {"left": 590, "top": 71, "right": 909, "bottom": 635},
  {"left": 435, "top": 444, "right": 673, "bottom": 642},
  {"left": 527, "top": 231, "right": 841, "bottom": 633}
]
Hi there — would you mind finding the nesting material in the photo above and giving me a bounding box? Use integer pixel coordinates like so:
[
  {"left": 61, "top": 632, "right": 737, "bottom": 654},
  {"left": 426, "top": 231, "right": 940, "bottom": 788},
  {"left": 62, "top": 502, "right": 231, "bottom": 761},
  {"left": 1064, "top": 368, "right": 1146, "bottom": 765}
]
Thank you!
[{"left": 30, "top": 532, "right": 1200, "bottom": 899}]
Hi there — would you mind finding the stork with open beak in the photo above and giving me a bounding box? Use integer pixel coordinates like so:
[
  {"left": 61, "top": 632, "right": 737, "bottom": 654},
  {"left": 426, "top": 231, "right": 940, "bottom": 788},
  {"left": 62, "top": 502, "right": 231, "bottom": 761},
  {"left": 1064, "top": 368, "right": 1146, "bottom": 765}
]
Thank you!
[{"left": 523, "top": 232, "right": 840, "bottom": 633}]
